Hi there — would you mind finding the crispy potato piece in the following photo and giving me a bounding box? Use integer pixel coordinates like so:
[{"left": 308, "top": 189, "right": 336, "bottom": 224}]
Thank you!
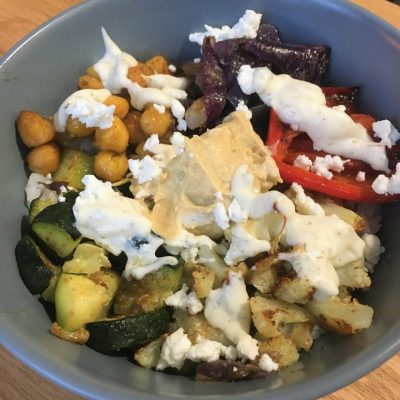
[
  {"left": 246, "top": 256, "right": 279, "bottom": 294},
  {"left": 306, "top": 296, "right": 373, "bottom": 335},
  {"left": 285, "top": 322, "right": 314, "bottom": 351},
  {"left": 273, "top": 272, "right": 315, "bottom": 304},
  {"left": 258, "top": 335, "right": 299, "bottom": 368},
  {"left": 336, "top": 259, "right": 371, "bottom": 289},
  {"left": 192, "top": 265, "right": 215, "bottom": 299}
]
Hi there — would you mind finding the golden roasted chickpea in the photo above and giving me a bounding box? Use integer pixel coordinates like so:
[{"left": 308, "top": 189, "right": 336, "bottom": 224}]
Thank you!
[
  {"left": 65, "top": 117, "right": 95, "bottom": 137},
  {"left": 94, "top": 151, "right": 129, "bottom": 182},
  {"left": 139, "top": 105, "right": 173, "bottom": 137},
  {"left": 27, "top": 143, "right": 60, "bottom": 175},
  {"left": 95, "top": 116, "right": 129, "bottom": 153},
  {"left": 127, "top": 63, "right": 153, "bottom": 87},
  {"left": 17, "top": 110, "right": 55, "bottom": 148},
  {"left": 104, "top": 95, "right": 130, "bottom": 120},
  {"left": 86, "top": 65, "right": 101, "bottom": 80},
  {"left": 78, "top": 75, "right": 103, "bottom": 90},
  {"left": 145, "top": 55, "right": 170, "bottom": 75},
  {"left": 124, "top": 110, "right": 147, "bottom": 145}
]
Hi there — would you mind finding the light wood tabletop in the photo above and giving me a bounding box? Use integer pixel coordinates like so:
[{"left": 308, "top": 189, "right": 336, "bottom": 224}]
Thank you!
[{"left": 0, "top": 0, "right": 399, "bottom": 399}]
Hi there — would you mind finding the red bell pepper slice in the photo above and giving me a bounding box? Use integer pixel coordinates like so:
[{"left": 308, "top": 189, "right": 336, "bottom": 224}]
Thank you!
[{"left": 266, "top": 88, "right": 400, "bottom": 203}]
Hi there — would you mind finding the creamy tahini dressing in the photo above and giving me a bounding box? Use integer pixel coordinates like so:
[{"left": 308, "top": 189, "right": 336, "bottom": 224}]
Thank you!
[
  {"left": 237, "top": 65, "right": 389, "bottom": 172},
  {"left": 231, "top": 165, "right": 366, "bottom": 299},
  {"left": 94, "top": 29, "right": 188, "bottom": 111}
]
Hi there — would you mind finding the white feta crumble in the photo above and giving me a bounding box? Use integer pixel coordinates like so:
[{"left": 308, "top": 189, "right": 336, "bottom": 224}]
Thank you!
[
  {"left": 224, "top": 224, "right": 270, "bottom": 266},
  {"left": 156, "top": 328, "right": 192, "bottom": 370},
  {"left": 170, "top": 131, "right": 186, "bottom": 155},
  {"left": 135, "top": 188, "right": 150, "bottom": 199},
  {"left": 258, "top": 353, "right": 279, "bottom": 372},
  {"left": 363, "top": 233, "right": 385, "bottom": 272},
  {"left": 153, "top": 103, "right": 166, "bottom": 114},
  {"left": 189, "top": 10, "right": 262, "bottom": 45},
  {"left": 290, "top": 183, "right": 325, "bottom": 216},
  {"left": 165, "top": 283, "right": 203, "bottom": 315},
  {"left": 171, "top": 99, "right": 187, "bottom": 131},
  {"left": 143, "top": 133, "right": 160, "bottom": 152},
  {"left": 58, "top": 195, "right": 66, "bottom": 203},
  {"left": 293, "top": 154, "right": 313, "bottom": 171},
  {"left": 168, "top": 64, "right": 177, "bottom": 73},
  {"left": 227, "top": 199, "right": 248, "bottom": 223},
  {"left": 311, "top": 155, "right": 347, "bottom": 180},
  {"left": 236, "top": 335, "right": 259, "bottom": 360},
  {"left": 372, "top": 163, "right": 400, "bottom": 195},
  {"left": 24, "top": 173, "right": 52, "bottom": 206},
  {"left": 373, "top": 120, "right": 400, "bottom": 149},
  {"left": 53, "top": 89, "right": 114, "bottom": 132},
  {"left": 235, "top": 100, "right": 252, "bottom": 120},
  {"left": 356, "top": 171, "right": 366, "bottom": 182},
  {"left": 213, "top": 198, "right": 230, "bottom": 230},
  {"left": 193, "top": 58, "right": 201, "bottom": 64},
  {"left": 186, "top": 340, "right": 237, "bottom": 363},
  {"left": 128, "top": 156, "right": 162, "bottom": 184}
]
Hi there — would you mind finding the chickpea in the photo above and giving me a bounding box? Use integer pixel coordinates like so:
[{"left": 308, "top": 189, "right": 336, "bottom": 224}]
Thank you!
[
  {"left": 139, "top": 105, "right": 173, "bottom": 137},
  {"left": 124, "top": 110, "right": 147, "bottom": 145},
  {"left": 94, "top": 151, "right": 128, "bottom": 182},
  {"left": 104, "top": 95, "right": 130, "bottom": 120},
  {"left": 78, "top": 75, "right": 103, "bottom": 90},
  {"left": 27, "top": 143, "right": 60, "bottom": 175},
  {"left": 86, "top": 65, "right": 101, "bottom": 80},
  {"left": 127, "top": 63, "right": 153, "bottom": 87},
  {"left": 65, "top": 117, "right": 95, "bottom": 137},
  {"left": 17, "top": 110, "right": 55, "bottom": 148},
  {"left": 145, "top": 55, "right": 170, "bottom": 75},
  {"left": 95, "top": 116, "right": 129, "bottom": 153}
]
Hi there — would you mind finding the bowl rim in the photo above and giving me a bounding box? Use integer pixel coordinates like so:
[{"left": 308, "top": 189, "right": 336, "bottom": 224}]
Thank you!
[{"left": 0, "top": 0, "right": 399, "bottom": 399}]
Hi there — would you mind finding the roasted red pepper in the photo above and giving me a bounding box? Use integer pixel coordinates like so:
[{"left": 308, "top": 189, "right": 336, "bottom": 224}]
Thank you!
[{"left": 266, "top": 87, "right": 400, "bottom": 203}]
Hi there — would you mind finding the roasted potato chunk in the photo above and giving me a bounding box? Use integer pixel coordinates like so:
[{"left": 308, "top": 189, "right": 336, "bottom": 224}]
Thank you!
[{"left": 258, "top": 335, "right": 299, "bottom": 368}]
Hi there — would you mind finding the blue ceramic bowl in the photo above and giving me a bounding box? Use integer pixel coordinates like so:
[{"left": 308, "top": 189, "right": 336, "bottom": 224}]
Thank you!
[{"left": 0, "top": 1, "right": 399, "bottom": 399}]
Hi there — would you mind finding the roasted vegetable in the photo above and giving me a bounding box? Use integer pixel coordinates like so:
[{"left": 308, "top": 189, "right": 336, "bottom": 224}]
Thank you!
[
  {"left": 15, "top": 235, "right": 58, "bottom": 295},
  {"left": 247, "top": 256, "right": 279, "bottom": 293},
  {"left": 134, "top": 337, "right": 164, "bottom": 368},
  {"left": 258, "top": 335, "right": 299, "bottom": 368},
  {"left": 85, "top": 308, "right": 171, "bottom": 354},
  {"left": 50, "top": 322, "right": 89, "bottom": 344},
  {"left": 336, "top": 259, "right": 371, "bottom": 289},
  {"left": 113, "top": 261, "right": 183, "bottom": 316},
  {"left": 29, "top": 195, "right": 57, "bottom": 224},
  {"left": 273, "top": 272, "right": 315, "bottom": 304},
  {"left": 192, "top": 265, "right": 215, "bottom": 299}
]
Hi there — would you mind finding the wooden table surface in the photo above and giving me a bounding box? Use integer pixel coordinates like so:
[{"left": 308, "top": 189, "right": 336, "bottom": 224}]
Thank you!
[{"left": 0, "top": 0, "right": 399, "bottom": 399}]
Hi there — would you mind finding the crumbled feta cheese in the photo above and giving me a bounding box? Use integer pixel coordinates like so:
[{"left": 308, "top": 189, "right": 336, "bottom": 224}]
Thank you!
[
  {"left": 236, "top": 335, "right": 259, "bottom": 360},
  {"left": 168, "top": 64, "right": 177, "bottom": 73},
  {"left": 373, "top": 120, "right": 400, "bottom": 149},
  {"left": 58, "top": 195, "right": 66, "bottom": 203},
  {"left": 213, "top": 201, "right": 230, "bottom": 230},
  {"left": 171, "top": 99, "right": 187, "bottom": 132},
  {"left": 258, "top": 353, "right": 279, "bottom": 372},
  {"left": 363, "top": 233, "right": 385, "bottom": 272},
  {"left": 290, "top": 183, "right": 325, "bottom": 216},
  {"left": 135, "top": 188, "right": 150, "bottom": 199},
  {"left": 143, "top": 134, "right": 160, "bottom": 152},
  {"left": 372, "top": 163, "right": 400, "bottom": 195},
  {"left": 153, "top": 103, "right": 166, "bottom": 114},
  {"left": 228, "top": 199, "right": 248, "bottom": 223},
  {"left": 193, "top": 58, "right": 201, "bottom": 64},
  {"left": 156, "top": 328, "right": 192, "bottom": 370},
  {"left": 224, "top": 224, "right": 270, "bottom": 266},
  {"left": 293, "top": 154, "right": 312, "bottom": 171},
  {"left": 170, "top": 131, "right": 186, "bottom": 155},
  {"left": 165, "top": 283, "right": 203, "bottom": 315},
  {"left": 186, "top": 340, "right": 237, "bottom": 363},
  {"left": 356, "top": 171, "right": 366, "bottom": 182},
  {"left": 128, "top": 156, "right": 162, "bottom": 184},
  {"left": 236, "top": 100, "right": 252, "bottom": 120},
  {"left": 189, "top": 10, "right": 262, "bottom": 45},
  {"left": 24, "top": 173, "right": 52, "bottom": 206},
  {"left": 311, "top": 155, "right": 347, "bottom": 180}
]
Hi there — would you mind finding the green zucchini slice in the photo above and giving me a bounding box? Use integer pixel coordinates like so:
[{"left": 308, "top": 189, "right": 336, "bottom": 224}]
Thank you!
[
  {"left": 15, "top": 235, "right": 57, "bottom": 295},
  {"left": 85, "top": 308, "right": 171, "bottom": 354},
  {"left": 52, "top": 149, "right": 94, "bottom": 190}
]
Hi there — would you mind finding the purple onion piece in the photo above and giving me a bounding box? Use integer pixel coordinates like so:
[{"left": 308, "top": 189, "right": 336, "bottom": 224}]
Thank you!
[
  {"left": 201, "top": 36, "right": 227, "bottom": 126},
  {"left": 254, "top": 23, "right": 282, "bottom": 45}
]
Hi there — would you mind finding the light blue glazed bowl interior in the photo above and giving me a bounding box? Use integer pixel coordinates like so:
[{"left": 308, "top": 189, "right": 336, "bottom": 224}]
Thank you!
[{"left": 0, "top": 1, "right": 399, "bottom": 399}]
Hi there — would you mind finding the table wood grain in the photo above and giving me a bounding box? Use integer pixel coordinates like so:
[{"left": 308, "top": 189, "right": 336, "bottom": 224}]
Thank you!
[{"left": 0, "top": 0, "right": 399, "bottom": 399}]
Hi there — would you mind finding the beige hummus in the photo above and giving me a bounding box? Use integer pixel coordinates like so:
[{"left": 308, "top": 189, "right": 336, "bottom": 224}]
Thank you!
[{"left": 132, "top": 111, "right": 281, "bottom": 241}]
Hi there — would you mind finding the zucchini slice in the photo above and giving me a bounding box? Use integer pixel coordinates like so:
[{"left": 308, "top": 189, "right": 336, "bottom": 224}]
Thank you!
[
  {"left": 32, "top": 192, "right": 81, "bottom": 258},
  {"left": 52, "top": 149, "right": 94, "bottom": 190},
  {"left": 85, "top": 308, "right": 171, "bottom": 354},
  {"left": 15, "top": 235, "right": 57, "bottom": 295},
  {"left": 113, "top": 261, "right": 183, "bottom": 316},
  {"left": 29, "top": 195, "right": 58, "bottom": 224}
]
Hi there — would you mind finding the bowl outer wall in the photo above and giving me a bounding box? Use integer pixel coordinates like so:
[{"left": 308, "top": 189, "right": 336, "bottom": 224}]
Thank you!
[{"left": 0, "top": 0, "right": 399, "bottom": 399}]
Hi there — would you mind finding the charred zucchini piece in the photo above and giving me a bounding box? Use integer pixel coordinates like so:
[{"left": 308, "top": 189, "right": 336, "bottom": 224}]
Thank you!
[
  {"left": 15, "top": 235, "right": 58, "bottom": 295},
  {"left": 29, "top": 196, "right": 57, "bottom": 224},
  {"left": 55, "top": 271, "right": 121, "bottom": 331},
  {"left": 134, "top": 337, "right": 164, "bottom": 368},
  {"left": 52, "top": 149, "right": 94, "bottom": 190},
  {"left": 85, "top": 308, "right": 171, "bottom": 354},
  {"left": 31, "top": 192, "right": 81, "bottom": 258},
  {"left": 113, "top": 260, "right": 183, "bottom": 316}
]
